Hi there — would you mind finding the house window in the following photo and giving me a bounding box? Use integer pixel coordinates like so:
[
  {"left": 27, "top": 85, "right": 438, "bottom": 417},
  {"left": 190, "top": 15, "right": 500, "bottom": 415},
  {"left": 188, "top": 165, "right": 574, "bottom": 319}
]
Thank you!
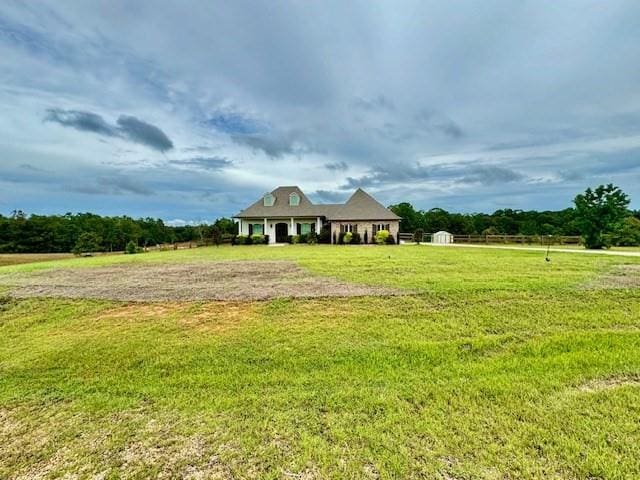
[
  {"left": 340, "top": 224, "right": 356, "bottom": 233},
  {"left": 300, "top": 223, "right": 311, "bottom": 235},
  {"left": 372, "top": 223, "right": 390, "bottom": 234},
  {"left": 252, "top": 224, "right": 263, "bottom": 235},
  {"left": 289, "top": 193, "right": 300, "bottom": 206},
  {"left": 263, "top": 194, "right": 274, "bottom": 206}
]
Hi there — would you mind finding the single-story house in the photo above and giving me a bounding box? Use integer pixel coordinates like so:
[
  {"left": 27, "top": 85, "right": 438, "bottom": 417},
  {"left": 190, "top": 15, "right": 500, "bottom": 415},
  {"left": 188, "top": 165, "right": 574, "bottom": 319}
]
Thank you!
[{"left": 233, "top": 186, "right": 400, "bottom": 244}]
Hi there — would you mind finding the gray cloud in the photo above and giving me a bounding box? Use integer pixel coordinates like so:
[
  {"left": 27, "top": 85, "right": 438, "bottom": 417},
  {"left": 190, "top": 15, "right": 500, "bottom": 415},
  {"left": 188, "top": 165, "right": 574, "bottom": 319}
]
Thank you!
[
  {"left": 70, "top": 174, "right": 153, "bottom": 196},
  {"left": 231, "top": 133, "right": 302, "bottom": 158},
  {"left": 44, "top": 109, "right": 173, "bottom": 152},
  {"left": 416, "top": 110, "right": 464, "bottom": 139},
  {"left": 168, "top": 156, "right": 232, "bottom": 171},
  {"left": 116, "top": 115, "right": 173, "bottom": 152},
  {"left": 324, "top": 161, "right": 348, "bottom": 171},
  {"left": 457, "top": 165, "right": 524, "bottom": 185},
  {"left": 45, "top": 109, "right": 116, "bottom": 136}
]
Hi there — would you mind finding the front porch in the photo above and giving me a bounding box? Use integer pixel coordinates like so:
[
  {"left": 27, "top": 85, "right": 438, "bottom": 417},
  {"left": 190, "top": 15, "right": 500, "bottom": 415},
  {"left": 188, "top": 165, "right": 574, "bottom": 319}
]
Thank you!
[{"left": 234, "top": 217, "right": 322, "bottom": 244}]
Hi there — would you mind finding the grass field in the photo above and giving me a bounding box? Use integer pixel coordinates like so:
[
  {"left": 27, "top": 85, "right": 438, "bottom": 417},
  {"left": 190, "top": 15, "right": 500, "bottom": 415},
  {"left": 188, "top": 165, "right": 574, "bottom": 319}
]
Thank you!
[
  {"left": 1, "top": 245, "right": 639, "bottom": 479},
  {"left": 0, "top": 253, "right": 74, "bottom": 267}
]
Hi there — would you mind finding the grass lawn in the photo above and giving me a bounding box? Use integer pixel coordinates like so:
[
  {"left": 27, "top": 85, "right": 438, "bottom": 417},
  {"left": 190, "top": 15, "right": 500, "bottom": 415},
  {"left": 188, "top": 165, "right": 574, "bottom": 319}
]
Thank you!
[
  {"left": 0, "top": 253, "right": 74, "bottom": 267},
  {"left": 1, "top": 245, "right": 639, "bottom": 479}
]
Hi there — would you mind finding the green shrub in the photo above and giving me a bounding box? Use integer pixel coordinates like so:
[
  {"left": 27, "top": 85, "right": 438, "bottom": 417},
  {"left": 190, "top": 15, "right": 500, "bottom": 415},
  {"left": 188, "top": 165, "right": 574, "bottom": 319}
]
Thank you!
[
  {"left": 375, "top": 229, "right": 390, "bottom": 245},
  {"left": 413, "top": 228, "right": 424, "bottom": 244},
  {"left": 251, "top": 234, "right": 265, "bottom": 244},
  {"left": 291, "top": 235, "right": 301, "bottom": 244},
  {"left": 125, "top": 240, "right": 139, "bottom": 254},
  {"left": 72, "top": 232, "right": 102, "bottom": 255},
  {"left": 299, "top": 233, "right": 308, "bottom": 244},
  {"left": 307, "top": 231, "right": 318, "bottom": 244},
  {"left": 332, "top": 231, "right": 337, "bottom": 244},
  {"left": 235, "top": 235, "right": 247, "bottom": 245},
  {"left": 343, "top": 231, "right": 353, "bottom": 244},
  {"left": 351, "top": 232, "right": 361, "bottom": 244},
  {"left": 363, "top": 230, "right": 369, "bottom": 244},
  {"left": 338, "top": 232, "right": 345, "bottom": 244},
  {"left": 385, "top": 234, "right": 396, "bottom": 245},
  {"left": 318, "top": 226, "right": 331, "bottom": 243},
  {"left": 605, "top": 216, "right": 640, "bottom": 246}
]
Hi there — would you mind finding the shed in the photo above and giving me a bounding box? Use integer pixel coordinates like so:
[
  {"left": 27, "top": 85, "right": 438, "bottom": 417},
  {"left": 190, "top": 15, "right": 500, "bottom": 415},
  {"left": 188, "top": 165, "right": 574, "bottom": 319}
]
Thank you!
[{"left": 432, "top": 231, "right": 453, "bottom": 244}]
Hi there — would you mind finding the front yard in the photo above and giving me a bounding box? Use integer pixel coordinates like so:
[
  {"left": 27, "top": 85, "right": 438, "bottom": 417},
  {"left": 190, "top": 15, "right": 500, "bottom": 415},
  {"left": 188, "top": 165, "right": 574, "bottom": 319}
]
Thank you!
[{"left": 1, "top": 245, "right": 639, "bottom": 478}]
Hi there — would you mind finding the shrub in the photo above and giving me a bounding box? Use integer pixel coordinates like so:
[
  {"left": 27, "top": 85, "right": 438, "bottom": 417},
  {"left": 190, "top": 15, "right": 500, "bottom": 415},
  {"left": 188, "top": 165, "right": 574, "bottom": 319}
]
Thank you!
[
  {"left": 363, "top": 230, "right": 368, "bottom": 244},
  {"left": 332, "top": 231, "right": 338, "bottom": 245},
  {"left": 251, "top": 234, "right": 265, "bottom": 244},
  {"left": 72, "top": 232, "right": 102, "bottom": 255},
  {"left": 245, "top": 234, "right": 253, "bottom": 245},
  {"left": 605, "top": 216, "right": 640, "bottom": 246},
  {"left": 375, "top": 229, "right": 390, "bottom": 245},
  {"left": 307, "top": 231, "right": 318, "bottom": 244},
  {"left": 318, "top": 226, "right": 331, "bottom": 244},
  {"left": 222, "top": 233, "right": 234, "bottom": 244},
  {"left": 343, "top": 231, "right": 353, "bottom": 244},
  {"left": 212, "top": 226, "right": 222, "bottom": 246},
  {"left": 351, "top": 232, "right": 361, "bottom": 244},
  {"left": 338, "top": 232, "right": 345, "bottom": 244},
  {"left": 235, "top": 235, "right": 247, "bottom": 245},
  {"left": 125, "top": 240, "right": 140, "bottom": 254},
  {"left": 291, "top": 235, "right": 301, "bottom": 244},
  {"left": 299, "top": 233, "right": 308, "bottom": 244},
  {"left": 264, "top": 234, "right": 270, "bottom": 245},
  {"left": 413, "top": 228, "right": 424, "bottom": 244},
  {"left": 385, "top": 234, "right": 396, "bottom": 245}
]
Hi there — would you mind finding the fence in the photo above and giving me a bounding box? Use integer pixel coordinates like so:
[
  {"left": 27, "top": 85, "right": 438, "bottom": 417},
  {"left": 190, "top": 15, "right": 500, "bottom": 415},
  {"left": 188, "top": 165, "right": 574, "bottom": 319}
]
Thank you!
[{"left": 399, "top": 233, "right": 582, "bottom": 245}]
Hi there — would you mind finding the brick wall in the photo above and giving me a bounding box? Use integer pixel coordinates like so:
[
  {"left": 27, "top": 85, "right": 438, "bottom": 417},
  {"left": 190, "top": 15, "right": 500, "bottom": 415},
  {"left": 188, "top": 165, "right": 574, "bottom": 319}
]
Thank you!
[{"left": 330, "top": 221, "right": 399, "bottom": 244}]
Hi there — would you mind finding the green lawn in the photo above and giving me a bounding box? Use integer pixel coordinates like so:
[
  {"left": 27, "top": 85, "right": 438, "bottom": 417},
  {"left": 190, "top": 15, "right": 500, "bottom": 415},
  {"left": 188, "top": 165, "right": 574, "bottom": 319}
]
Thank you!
[{"left": 1, "top": 245, "right": 639, "bottom": 479}]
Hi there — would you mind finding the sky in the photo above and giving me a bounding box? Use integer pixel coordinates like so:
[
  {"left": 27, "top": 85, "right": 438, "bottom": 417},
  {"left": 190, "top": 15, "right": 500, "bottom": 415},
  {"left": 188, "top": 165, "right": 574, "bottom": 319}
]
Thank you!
[{"left": 1, "top": 0, "right": 639, "bottom": 225}]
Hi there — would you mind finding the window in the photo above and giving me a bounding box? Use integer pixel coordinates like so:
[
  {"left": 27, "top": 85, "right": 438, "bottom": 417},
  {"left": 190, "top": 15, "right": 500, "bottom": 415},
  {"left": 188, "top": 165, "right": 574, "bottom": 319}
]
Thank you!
[
  {"left": 263, "top": 194, "right": 274, "bottom": 206},
  {"left": 340, "top": 224, "right": 355, "bottom": 233},
  {"left": 252, "top": 223, "right": 263, "bottom": 235},
  {"left": 372, "top": 223, "right": 389, "bottom": 233},
  {"left": 289, "top": 193, "right": 300, "bottom": 206},
  {"left": 300, "top": 223, "right": 311, "bottom": 235}
]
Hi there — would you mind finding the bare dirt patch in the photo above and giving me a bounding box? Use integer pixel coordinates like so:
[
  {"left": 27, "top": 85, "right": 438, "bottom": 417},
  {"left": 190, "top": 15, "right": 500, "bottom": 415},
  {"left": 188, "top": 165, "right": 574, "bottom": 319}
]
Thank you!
[
  {"left": 577, "top": 375, "right": 640, "bottom": 393},
  {"left": 584, "top": 264, "right": 640, "bottom": 290},
  {"left": 2, "top": 261, "right": 402, "bottom": 302}
]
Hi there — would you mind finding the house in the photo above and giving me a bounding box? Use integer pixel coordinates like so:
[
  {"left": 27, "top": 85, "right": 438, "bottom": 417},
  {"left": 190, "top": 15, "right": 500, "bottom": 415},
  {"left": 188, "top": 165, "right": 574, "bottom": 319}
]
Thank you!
[{"left": 233, "top": 186, "right": 400, "bottom": 244}]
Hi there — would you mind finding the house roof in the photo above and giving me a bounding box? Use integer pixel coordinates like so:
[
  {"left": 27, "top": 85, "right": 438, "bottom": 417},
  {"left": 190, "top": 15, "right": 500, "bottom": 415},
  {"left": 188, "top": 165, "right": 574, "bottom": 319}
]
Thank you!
[{"left": 234, "top": 186, "right": 400, "bottom": 221}]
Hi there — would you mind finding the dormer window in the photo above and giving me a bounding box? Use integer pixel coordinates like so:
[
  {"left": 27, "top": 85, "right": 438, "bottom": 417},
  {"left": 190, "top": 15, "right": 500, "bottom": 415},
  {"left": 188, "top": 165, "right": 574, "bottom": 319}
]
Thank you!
[
  {"left": 289, "top": 192, "right": 300, "bottom": 206},
  {"left": 263, "top": 193, "right": 274, "bottom": 206}
]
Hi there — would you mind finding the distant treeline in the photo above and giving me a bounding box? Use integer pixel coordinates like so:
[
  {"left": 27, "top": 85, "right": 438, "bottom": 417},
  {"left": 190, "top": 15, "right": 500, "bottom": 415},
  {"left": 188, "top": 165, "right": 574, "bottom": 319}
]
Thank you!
[
  {"left": 2, "top": 202, "right": 640, "bottom": 253},
  {"left": 388, "top": 203, "right": 640, "bottom": 236},
  {"left": 0, "top": 211, "right": 236, "bottom": 253}
]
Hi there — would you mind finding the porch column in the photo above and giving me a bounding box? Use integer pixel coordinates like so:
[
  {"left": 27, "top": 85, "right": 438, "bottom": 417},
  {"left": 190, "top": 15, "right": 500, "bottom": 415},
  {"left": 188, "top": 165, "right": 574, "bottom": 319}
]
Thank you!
[
  {"left": 316, "top": 217, "right": 321, "bottom": 233},
  {"left": 264, "top": 218, "right": 267, "bottom": 240},
  {"left": 237, "top": 219, "right": 242, "bottom": 235},
  {"left": 290, "top": 217, "right": 294, "bottom": 234}
]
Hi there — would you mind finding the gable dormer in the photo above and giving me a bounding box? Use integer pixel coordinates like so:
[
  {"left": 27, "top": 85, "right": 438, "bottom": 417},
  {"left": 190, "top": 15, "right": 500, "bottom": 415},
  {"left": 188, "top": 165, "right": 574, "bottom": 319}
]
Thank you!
[
  {"left": 289, "top": 192, "right": 300, "bottom": 206},
  {"left": 263, "top": 193, "right": 275, "bottom": 206}
]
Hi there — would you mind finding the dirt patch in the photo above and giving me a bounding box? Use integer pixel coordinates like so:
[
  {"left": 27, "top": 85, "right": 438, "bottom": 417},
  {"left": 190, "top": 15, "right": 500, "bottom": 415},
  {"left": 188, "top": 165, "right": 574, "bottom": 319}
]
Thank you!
[
  {"left": 577, "top": 375, "right": 640, "bottom": 393},
  {"left": 585, "top": 264, "right": 640, "bottom": 289},
  {"left": 2, "top": 261, "right": 402, "bottom": 302}
]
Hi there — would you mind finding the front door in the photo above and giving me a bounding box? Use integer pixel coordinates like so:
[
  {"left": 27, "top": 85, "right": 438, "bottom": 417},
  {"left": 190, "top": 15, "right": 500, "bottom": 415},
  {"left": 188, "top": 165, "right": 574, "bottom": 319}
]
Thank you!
[{"left": 275, "top": 223, "right": 288, "bottom": 243}]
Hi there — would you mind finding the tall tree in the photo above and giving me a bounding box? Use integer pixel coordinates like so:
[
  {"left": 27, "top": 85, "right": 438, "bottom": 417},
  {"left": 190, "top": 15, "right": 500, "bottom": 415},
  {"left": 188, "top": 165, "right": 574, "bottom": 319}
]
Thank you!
[{"left": 574, "top": 184, "right": 630, "bottom": 249}]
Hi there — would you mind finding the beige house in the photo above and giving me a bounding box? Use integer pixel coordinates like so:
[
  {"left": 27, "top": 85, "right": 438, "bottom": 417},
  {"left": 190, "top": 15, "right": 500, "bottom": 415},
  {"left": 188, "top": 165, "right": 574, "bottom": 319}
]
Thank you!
[{"left": 233, "top": 186, "right": 400, "bottom": 244}]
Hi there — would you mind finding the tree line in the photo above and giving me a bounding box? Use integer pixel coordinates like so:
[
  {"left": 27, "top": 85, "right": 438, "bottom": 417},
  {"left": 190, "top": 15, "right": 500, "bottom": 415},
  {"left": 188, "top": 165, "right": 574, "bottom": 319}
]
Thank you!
[
  {"left": 389, "top": 184, "right": 640, "bottom": 248},
  {"left": 1, "top": 185, "right": 639, "bottom": 253},
  {"left": 0, "top": 211, "right": 236, "bottom": 253}
]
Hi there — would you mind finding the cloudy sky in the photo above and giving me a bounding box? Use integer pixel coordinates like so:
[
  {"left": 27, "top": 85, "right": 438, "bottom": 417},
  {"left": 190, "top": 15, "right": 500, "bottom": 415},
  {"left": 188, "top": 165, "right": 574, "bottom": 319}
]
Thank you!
[{"left": 1, "top": 1, "right": 639, "bottom": 224}]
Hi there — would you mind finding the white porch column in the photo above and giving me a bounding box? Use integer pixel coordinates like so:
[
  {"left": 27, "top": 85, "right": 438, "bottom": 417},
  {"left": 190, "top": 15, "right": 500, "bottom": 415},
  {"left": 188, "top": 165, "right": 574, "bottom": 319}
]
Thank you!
[
  {"left": 316, "top": 216, "right": 321, "bottom": 233},
  {"left": 290, "top": 217, "right": 294, "bottom": 234},
  {"left": 264, "top": 218, "right": 267, "bottom": 239},
  {"left": 237, "top": 219, "right": 242, "bottom": 235}
]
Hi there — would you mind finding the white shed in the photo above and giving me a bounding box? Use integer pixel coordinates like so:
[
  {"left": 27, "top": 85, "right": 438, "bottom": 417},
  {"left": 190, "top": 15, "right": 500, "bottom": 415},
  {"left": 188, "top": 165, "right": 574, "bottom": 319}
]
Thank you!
[{"left": 432, "top": 231, "right": 453, "bottom": 244}]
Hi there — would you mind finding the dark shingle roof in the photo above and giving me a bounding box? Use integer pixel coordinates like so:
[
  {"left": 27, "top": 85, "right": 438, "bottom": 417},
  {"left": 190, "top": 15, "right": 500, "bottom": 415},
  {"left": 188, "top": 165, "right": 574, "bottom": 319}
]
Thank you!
[{"left": 234, "top": 186, "right": 400, "bottom": 221}]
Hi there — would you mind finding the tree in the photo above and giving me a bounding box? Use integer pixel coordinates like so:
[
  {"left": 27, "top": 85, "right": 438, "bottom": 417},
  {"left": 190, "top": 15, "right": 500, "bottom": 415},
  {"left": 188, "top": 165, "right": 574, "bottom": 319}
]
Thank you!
[
  {"left": 574, "top": 184, "right": 630, "bottom": 249},
  {"left": 212, "top": 225, "right": 222, "bottom": 246},
  {"left": 72, "top": 232, "right": 102, "bottom": 255},
  {"left": 413, "top": 228, "right": 424, "bottom": 244},
  {"left": 389, "top": 202, "right": 422, "bottom": 232},
  {"left": 606, "top": 216, "right": 640, "bottom": 246}
]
